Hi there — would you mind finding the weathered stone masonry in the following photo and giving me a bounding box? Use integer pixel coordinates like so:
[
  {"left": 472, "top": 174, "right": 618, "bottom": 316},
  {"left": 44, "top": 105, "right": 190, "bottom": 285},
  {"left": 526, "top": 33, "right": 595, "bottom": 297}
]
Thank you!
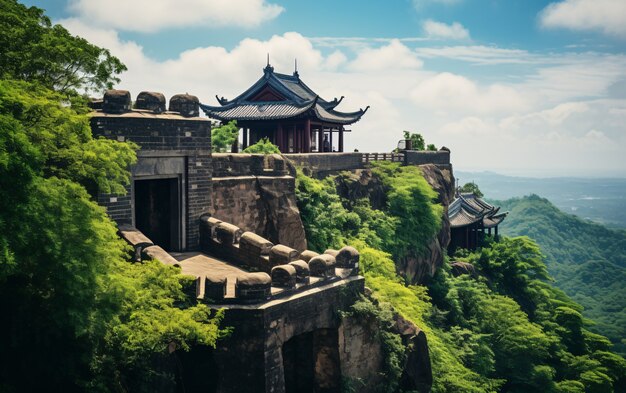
[{"left": 91, "top": 91, "right": 211, "bottom": 250}]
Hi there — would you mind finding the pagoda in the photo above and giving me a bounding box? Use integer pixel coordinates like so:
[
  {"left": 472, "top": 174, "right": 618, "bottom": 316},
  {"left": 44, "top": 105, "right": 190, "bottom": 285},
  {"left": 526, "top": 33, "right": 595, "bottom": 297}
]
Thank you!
[
  {"left": 448, "top": 193, "right": 508, "bottom": 253},
  {"left": 200, "top": 63, "right": 368, "bottom": 153}
]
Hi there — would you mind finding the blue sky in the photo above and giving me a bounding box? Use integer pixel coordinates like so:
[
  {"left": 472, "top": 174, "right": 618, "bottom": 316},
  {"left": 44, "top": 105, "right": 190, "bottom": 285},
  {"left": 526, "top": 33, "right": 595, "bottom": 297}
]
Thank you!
[{"left": 25, "top": 0, "right": 626, "bottom": 176}]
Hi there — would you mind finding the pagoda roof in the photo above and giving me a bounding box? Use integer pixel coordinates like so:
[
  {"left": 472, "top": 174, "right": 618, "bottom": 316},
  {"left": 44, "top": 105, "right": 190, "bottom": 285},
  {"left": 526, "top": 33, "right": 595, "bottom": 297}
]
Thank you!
[
  {"left": 449, "top": 193, "right": 508, "bottom": 229},
  {"left": 200, "top": 64, "right": 368, "bottom": 125}
]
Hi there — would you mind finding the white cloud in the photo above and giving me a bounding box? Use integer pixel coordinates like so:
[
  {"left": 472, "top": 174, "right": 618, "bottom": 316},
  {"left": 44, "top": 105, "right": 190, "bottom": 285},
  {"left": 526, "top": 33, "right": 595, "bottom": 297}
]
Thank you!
[
  {"left": 422, "top": 20, "right": 470, "bottom": 40},
  {"left": 348, "top": 40, "right": 423, "bottom": 72},
  {"left": 67, "top": 0, "right": 283, "bottom": 32},
  {"left": 410, "top": 72, "right": 528, "bottom": 115},
  {"left": 415, "top": 45, "right": 534, "bottom": 65},
  {"left": 324, "top": 51, "right": 348, "bottom": 70},
  {"left": 540, "top": 0, "right": 626, "bottom": 39},
  {"left": 500, "top": 102, "right": 589, "bottom": 131}
]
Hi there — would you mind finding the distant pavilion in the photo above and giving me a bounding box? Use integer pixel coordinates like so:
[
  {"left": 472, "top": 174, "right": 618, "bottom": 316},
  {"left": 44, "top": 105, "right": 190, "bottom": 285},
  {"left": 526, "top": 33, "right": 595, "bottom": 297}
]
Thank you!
[
  {"left": 200, "top": 63, "right": 368, "bottom": 153},
  {"left": 448, "top": 193, "right": 508, "bottom": 253}
]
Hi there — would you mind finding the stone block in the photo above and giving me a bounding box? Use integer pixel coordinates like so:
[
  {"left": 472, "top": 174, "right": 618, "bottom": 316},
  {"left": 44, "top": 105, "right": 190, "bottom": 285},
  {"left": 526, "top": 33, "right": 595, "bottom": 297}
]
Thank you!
[
  {"left": 336, "top": 246, "right": 360, "bottom": 269},
  {"left": 103, "top": 89, "right": 131, "bottom": 113},
  {"left": 169, "top": 93, "right": 199, "bottom": 117},
  {"left": 299, "top": 250, "right": 319, "bottom": 262},
  {"left": 309, "top": 254, "right": 336, "bottom": 278},
  {"left": 269, "top": 244, "right": 299, "bottom": 266},
  {"left": 135, "top": 91, "right": 166, "bottom": 113},
  {"left": 203, "top": 274, "right": 227, "bottom": 301},
  {"left": 271, "top": 264, "right": 297, "bottom": 288},
  {"left": 324, "top": 249, "right": 339, "bottom": 258},
  {"left": 239, "top": 232, "right": 274, "bottom": 256},
  {"left": 288, "top": 260, "right": 310, "bottom": 283},
  {"left": 216, "top": 222, "right": 243, "bottom": 244},
  {"left": 235, "top": 272, "right": 271, "bottom": 300},
  {"left": 117, "top": 224, "right": 153, "bottom": 262},
  {"left": 142, "top": 245, "right": 179, "bottom": 266}
]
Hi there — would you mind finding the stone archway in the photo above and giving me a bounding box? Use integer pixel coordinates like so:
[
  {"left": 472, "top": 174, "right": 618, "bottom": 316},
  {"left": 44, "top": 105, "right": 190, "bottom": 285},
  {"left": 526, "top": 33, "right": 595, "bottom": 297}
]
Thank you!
[{"left": 282, "top": 329, "right": 341, "bottom": 393}]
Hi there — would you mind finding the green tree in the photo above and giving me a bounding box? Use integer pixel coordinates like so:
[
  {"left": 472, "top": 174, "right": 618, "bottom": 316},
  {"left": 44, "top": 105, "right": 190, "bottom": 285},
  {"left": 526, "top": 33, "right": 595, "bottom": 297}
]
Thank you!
[
  {"left": 243, "top": 137, "right": 281, "bottom": 154},
  {"left": 0, "top": 0, "right": 126, "bottom": 95},
  {"left": 403, "top": 130, "right": 425, "bottom": 150},
  {"left": 211, "top": 120, "right": 239, "bottom": 152},
  {"left": 459, "top": 181, "right": 484, "bottom": 197}
]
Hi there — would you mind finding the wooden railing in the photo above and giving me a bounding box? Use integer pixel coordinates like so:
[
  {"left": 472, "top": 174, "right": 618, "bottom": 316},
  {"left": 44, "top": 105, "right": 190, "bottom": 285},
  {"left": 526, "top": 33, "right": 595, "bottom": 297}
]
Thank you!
[{"left": 361, "top": 152, "right": 405, "bottom": 164}]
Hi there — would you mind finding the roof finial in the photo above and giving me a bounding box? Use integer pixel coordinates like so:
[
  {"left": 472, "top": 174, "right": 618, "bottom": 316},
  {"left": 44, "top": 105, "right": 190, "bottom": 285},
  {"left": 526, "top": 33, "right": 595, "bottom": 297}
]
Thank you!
[
  {"left": 263, "top": 53, "right": 274, "bottom": 75},
  {"left": 294, "top": 58, "right": 299, "bottom": 77}
]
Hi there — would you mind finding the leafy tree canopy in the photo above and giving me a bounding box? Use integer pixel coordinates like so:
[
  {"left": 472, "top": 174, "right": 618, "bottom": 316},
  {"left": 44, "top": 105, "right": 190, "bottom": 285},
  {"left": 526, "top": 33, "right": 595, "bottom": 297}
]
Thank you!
[
  {"left": 459, "top": 181, "right": 484, "bottom": 197},
  {"left": 0, "top": 0, "right": 126, "bottom": 95},
  {"left": 211, "top": 120, "right": 239, "bottom": 152},
  {"left": 243, "top": 137, "right": 281, "bottom": 154}
]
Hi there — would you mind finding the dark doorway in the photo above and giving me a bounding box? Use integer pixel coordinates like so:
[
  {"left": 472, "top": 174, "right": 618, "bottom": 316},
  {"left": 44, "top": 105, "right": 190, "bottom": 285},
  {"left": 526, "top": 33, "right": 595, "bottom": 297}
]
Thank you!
[
  {"left": 283, "top": 332, "right": 314, "bottom": 393},
  {"left": 175, "top": 346, "right": 219, "bottom": 393},
  {"left": 134, "top": 178, "right": 180, "bottom": 251},
  {"left": 282, "top": 329, "right": 341, "bottom": 393}
]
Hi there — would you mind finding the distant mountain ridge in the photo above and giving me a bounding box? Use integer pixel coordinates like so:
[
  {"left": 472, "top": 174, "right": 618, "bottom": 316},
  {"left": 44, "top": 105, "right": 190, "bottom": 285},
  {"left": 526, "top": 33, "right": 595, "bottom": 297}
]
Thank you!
[
  {"left": 495, "top": 194, "right": 626, "bottom": 355},
  {"left": 457, "top": 170, "right": 626, "bottom": 228}
]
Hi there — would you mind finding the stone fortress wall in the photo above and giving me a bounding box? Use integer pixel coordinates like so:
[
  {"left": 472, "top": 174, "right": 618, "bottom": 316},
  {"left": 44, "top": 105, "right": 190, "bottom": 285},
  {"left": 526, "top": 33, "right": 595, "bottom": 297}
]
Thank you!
[
  {"left": 88, "top": 89, "right": 450, "bottom": 393},
  {"left": 90, "top": 90, "right": 211, "bottom": 249}
]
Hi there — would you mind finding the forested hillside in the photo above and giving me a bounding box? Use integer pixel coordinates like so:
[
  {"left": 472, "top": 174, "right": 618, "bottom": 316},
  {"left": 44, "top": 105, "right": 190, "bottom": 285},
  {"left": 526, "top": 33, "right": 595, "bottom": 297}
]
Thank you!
[
  {"left": 296, "top": 167, "right": 626, "bottom": 392},
  {"left": 496, "top": 195, "right": 626, "bottom": 356}
]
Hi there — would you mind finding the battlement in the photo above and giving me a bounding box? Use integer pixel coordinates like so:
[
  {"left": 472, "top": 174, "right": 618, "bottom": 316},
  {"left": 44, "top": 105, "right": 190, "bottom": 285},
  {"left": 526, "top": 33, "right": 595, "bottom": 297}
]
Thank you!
[
  {"left": 212, "top": 153, "right": 290, "bottom": 177},
  {"left": 118, "top": 218, "right": 361, "bottom": 305}
]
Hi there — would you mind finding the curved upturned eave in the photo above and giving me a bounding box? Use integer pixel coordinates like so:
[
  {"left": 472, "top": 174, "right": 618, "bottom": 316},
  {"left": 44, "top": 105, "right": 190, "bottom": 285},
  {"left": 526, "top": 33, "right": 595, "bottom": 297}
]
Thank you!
[
  {"left": 313, "top": 104, "right": 369, "bottom": 125},
  {"left": 199, "top": 98, "right": 318, "bottom": 122}
]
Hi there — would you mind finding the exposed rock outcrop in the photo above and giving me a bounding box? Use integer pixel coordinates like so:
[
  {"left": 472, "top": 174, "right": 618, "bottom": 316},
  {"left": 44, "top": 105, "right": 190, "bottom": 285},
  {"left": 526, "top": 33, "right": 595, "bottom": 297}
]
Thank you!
[
  {"left": 334, "top": 169, "right": 387, "bottom": 210},
  {"left": 211, "top": 154, "right": 307, "bottom": 251},
  {"left": 335, "top": 164, "right": 454, "bottom": 284},
  {"left": 450, "top": 261, "right": 476, "bottom": 277}
]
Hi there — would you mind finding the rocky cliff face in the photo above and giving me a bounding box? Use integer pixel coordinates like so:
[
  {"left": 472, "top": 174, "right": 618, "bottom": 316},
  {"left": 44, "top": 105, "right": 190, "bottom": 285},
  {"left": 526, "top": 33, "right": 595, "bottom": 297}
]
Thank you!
[
  {"left": 210, "top": 154, "right": 307, "bottom": 251},
  {"left": 400, "top": 164, "right": 454, "bottom": 283},
  {"left": 335, "top": 164, "right": 454, "bottom": 283}
]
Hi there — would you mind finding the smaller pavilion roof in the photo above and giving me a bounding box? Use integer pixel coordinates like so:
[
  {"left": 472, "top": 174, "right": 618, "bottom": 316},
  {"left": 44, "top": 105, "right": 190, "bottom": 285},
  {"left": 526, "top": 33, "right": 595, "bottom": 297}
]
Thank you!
[
  {"left": 200, "top": 64, "right": 368, "bottom": 125},
  {"left": 449, "top": 193, "right": 508, "bottom": 229}
]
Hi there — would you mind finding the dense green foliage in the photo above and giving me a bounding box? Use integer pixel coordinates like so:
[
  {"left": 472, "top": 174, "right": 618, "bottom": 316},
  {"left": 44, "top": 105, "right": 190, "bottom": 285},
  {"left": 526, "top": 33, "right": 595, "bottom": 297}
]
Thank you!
[
  {"left": 0, "top": 77, "right": 225, "bottom": 393},
  {"left": 496, "top": 194, "right": 626, "bottom": 356},
  {"left": 211, "top": 120, "right": 239, "bottom": 152},
  {"left": 243, "top": 137, "right": 281, "bottom": 154},
  {"left": 460, "top": 181, "right": 484, "bottom": 197},
  {"left": 0, "top": 0, "right": 126, "bottom": 94},
  {"left": 401, "top": 130, "right": 437, "bottom": 151},
  {"left": 296, "top": 169, "right": 626, "bottom": 392},
  {"left": 403, "top": 131, "right": 425, "bottom": 150},
  {"left": 0, "top": 4, "right": 224, "bottom": 391}
]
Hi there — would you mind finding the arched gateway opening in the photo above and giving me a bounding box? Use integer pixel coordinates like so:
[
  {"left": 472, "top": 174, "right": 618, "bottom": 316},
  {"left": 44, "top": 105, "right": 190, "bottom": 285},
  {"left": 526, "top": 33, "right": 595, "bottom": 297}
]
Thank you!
[{"left": 282, "top": 329, "right": 341, "bottom": 393}]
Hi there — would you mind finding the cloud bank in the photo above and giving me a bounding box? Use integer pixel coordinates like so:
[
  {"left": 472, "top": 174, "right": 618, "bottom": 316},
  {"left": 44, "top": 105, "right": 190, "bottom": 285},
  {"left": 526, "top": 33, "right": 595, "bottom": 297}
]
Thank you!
[
  {"left": 540, "top": 0, "right": 626, "bottom": 39},
  {"left": 67, "top": 0, "right": 283, "bottom": 32}
]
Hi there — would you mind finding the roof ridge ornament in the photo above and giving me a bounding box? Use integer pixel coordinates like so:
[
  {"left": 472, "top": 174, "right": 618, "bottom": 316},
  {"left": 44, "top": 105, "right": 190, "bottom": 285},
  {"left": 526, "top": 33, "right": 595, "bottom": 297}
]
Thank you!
[
  {"left": 264, "top": 53, "right": 274, "bottom": 77},
  {"left": 293, "top": 58, "right": 299, "bottom": 78}
]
